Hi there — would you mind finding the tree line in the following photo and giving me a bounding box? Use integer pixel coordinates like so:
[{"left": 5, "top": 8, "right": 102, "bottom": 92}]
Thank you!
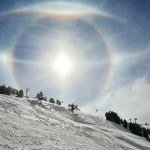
[
  {"left": 36, "top": 91, "right": 62, "bottom": 106},
  {"left": 0, "top": 83, "right": 79, "bottom": 115},
  {"left": 0, "top": 84, "right": 24, "bottom": 97},
  {"left": 36, "top": 91, "right": 79, "bottom": 113},
  {"left": 105, "top": 111, "right": 150, "bottom": 142}
]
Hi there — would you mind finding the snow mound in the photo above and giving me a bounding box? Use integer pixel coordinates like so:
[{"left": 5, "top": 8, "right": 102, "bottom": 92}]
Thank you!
[{"left": 0, "top": 94, "right": 150, "bottom": 150}]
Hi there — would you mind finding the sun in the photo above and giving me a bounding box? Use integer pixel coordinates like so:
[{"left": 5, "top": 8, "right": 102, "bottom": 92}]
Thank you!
[{"left": 53, "top": 53, "right": 73, "bottom": 78}]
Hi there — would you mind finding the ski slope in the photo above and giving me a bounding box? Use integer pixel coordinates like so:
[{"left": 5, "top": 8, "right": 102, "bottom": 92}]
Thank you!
[{"left": 0, "top": 94, "right": 150, "bottom": 150}]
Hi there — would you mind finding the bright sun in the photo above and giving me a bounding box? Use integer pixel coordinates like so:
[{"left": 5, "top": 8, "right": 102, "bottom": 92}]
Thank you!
[{"left": 53, "top": 53, "right": 72, "bottom": 78}]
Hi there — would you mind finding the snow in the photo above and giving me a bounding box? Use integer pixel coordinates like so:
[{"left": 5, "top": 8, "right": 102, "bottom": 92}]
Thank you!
[
  {"left": 0, "top": 94, "right": 150, "bottom": 150},
  {"left": 142, "top": 124, "right": 150, "bottom": 130}
]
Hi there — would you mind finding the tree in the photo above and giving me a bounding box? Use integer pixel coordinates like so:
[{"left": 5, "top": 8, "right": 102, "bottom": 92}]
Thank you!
[
  {"left": 75, "top": 105, "right": 79, "bottom": 110},
  {"left": 56, "top": 99, "right": 61, "bottom": 105},
  {"left": 49, "top": 98, "right": 55, "bottom": 103},
  {"left": 120, "top": 119, "right": 123, "bottom": 125},
  {"left": 16, "top": 90, "right": 19, "bottom": 96},
  {"left": 36, "top": 93, "right": 40, "bottom": 100},
  {"left": 44, "top": 97, "right": 47, "bottom": 101},
  {"left": 0, "top": 84, "right": 6, "bottom": 94},
  {"left": 123, "top": 119, "right": 128, "bottom": 129},
  {"left": 17, "top": 90, "right": 24, "bottom": 97},
  {"left": 129, "top": 122, "right": 142, "bottom": 136},
  {"left": 0, "top": 84, "right": 25, "bottom": 97},
  {"left": 36, "top": 91, "right": 44, "bottom": 100},
  {"left": 105, "top": 111, "right": 121, "bottom": 125},
  {"left": 6, "top": 86, "right": 11, "bottom": 95},
  {"left": 68, "top": 103, "right": 76, "bottom": 112},
  {"left": 12, "top": 88, "right": 16, "bottom": 95}
]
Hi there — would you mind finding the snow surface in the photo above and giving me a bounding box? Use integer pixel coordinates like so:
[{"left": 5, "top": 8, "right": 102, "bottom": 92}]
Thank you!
[
  {"left": 0, "top": 94, "right": 150, "bottom": 150},
  {"left": 142, "top": 125, "right": 150, "bottom": 130}
]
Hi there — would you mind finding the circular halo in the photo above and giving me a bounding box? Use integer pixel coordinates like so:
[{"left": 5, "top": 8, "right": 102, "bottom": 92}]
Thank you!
[{"left": 6, "top": 2, "right": 119, "bottom": 101}]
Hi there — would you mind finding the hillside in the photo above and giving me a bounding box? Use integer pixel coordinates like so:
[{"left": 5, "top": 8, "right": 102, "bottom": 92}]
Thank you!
[{"left": 0, "top": 94, "right": 150, "bottom": 150}]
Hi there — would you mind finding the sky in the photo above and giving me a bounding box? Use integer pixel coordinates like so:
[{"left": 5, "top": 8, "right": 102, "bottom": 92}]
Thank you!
[{"left": 0, "top": 0, "right": 150, "bottom": 123}]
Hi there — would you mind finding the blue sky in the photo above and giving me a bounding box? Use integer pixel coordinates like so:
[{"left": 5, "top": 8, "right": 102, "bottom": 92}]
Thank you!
[{"left": 0, "top": 0, "right": 150, "bottom": 123}]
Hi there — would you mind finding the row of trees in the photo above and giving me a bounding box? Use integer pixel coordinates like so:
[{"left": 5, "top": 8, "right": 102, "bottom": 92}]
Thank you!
[
  {"left": 0, "top": 84, "right": 77, "bottom": 110},
  {"left": 36, "top": 92, "right": 79, "bottom": 113},
  {"left": 0, "top": 85, "right": 74, "bottom": 110},
  {"left": 49, "top": 98, "right": 61, "bottom": 105},
  {"left": 0, "top": 84, "right": 24, "bottom": 97},
  {"left": 105, "top": 111, "right": 150, "bottom": 141},
  {"left": 36, "top": 91, "right": 62, "bottom": 105}
]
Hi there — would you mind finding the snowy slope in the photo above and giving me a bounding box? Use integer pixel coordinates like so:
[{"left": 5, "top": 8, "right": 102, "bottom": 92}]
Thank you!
[{"left": 0, "top": 94, "right": 150, "bottom": 150}]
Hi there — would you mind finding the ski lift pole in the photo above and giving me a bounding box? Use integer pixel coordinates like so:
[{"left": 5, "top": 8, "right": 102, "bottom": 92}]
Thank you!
[{"left": 26, "top": 88, "right": 29, "bottom": 98}]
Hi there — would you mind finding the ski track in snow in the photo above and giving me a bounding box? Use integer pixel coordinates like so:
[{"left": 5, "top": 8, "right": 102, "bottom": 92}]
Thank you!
[{"left": 0, "top": 94, "right": 150, "bottom": 150}]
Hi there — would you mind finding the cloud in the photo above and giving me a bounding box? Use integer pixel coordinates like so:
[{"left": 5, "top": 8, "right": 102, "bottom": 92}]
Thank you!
[
  {"left": 81, "top": 77, "right": 150, "bottom": 123},
  {"left": 102, "top": 77, "right": 150, "bottom": 123}
]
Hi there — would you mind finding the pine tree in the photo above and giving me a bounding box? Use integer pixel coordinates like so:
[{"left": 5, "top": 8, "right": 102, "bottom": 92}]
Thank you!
[
  {"left": 120, "top": 119, "right": 123, "bottom": 125},
  {"left": 56, "top": 99, "right": 61, "bottom": 105},
  {"left": 123, "top": 119, "right": 128, "bottom": 128},
  {"left": 0, "top": 85, "right": 6, "bottom": 94},
  {"left": 49, "top": 98, "right": 55, "bottom": 103},
  {"left": 17, "top": 90, "right": 24, "bottom": 97},
  {"left": 68, "top": 103, "right": 76, "bottom": 112},
  {"left": 6, "top": 86, "right": 11, "bottom": 95},
  {"left": 36, "top": 91, "right": 44, "bottom": 100},
  {"left": 39, "top": 91, "right": 44, "bottom": 100},
  {"left": 12, "top": 88, "right": 16, "bottom": 95},
  {"left": 36, "top": 93, "right": 40, "bottom": 100},
  {"left": 44, "top": 97, "right": 47, "bottom": 101}
]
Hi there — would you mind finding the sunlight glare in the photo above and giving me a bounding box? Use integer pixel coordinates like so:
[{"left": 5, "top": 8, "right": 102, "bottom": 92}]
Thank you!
[
  {"left": 0, "top": 52, "right": 8, "bottom": 63},
  {"left": 53, "top": 53, "right": 73, "bottom": 78}
]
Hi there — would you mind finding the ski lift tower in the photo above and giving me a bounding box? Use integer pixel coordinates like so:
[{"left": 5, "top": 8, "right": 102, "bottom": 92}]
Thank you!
[
  {"left": 26, "top": 89, "right": 29, "bottom": 98},
  {"left": 134, "top": 118, "right": 137, "bottom": 124}
]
